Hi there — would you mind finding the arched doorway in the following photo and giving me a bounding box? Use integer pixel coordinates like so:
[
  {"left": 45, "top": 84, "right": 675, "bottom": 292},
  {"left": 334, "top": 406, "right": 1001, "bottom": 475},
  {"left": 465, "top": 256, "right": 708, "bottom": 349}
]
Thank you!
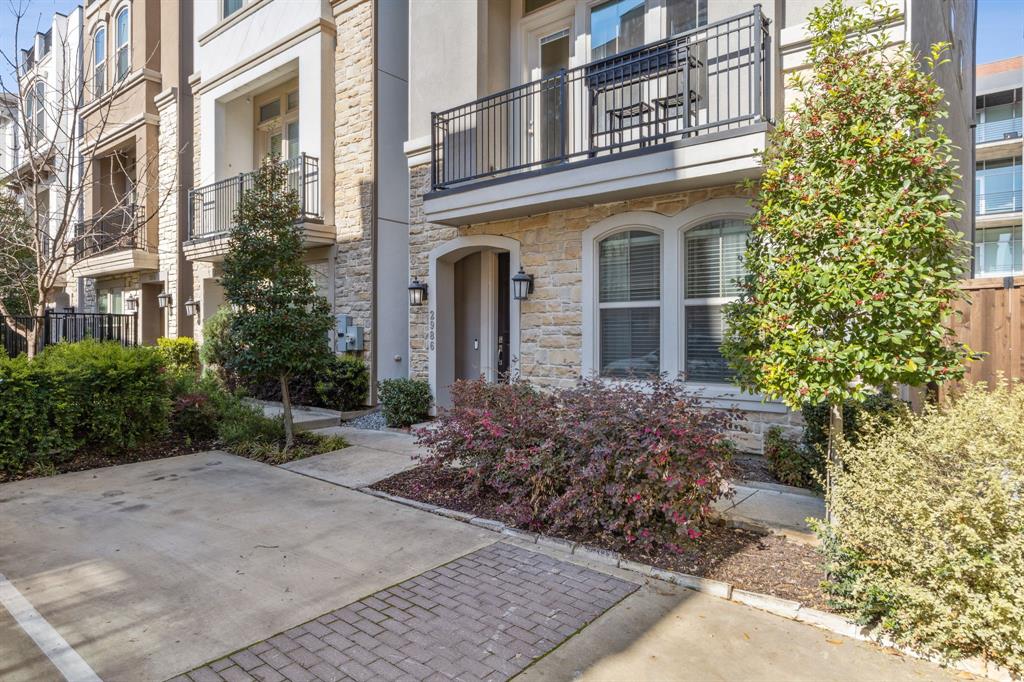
[{"left": 428, "top": 236, "right": 522, "bottom": 409}]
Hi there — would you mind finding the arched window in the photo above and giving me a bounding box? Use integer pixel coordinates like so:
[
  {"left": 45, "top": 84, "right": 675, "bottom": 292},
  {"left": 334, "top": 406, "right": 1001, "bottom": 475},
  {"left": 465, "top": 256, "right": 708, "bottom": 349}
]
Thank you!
[
  {"left": 114, "top": 7, "right": 129, "bottom": 81},
  {"left": 93, "top": 27, "right": 106, "bottom": 97},
  {"left": 598, "top": 229, "right": 661, "bottom": 377},
  {"left": 682, "top": 218, "right": 749, "bottom": 382}
]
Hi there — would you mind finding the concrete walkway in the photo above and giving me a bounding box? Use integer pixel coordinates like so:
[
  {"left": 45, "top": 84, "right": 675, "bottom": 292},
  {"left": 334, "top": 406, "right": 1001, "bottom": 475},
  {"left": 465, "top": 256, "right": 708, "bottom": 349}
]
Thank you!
[
  {"left": 0, "top": 446, "right": 960, "bottom": 682},
  {"left": 714, "top": 481, "right": 826, "bottom": 543},
  {"left": 248, "top": 399, "right": 342, "bottom": 432},
  {"left": 279, "top": 426, "right": 420, "bottom": 488}
]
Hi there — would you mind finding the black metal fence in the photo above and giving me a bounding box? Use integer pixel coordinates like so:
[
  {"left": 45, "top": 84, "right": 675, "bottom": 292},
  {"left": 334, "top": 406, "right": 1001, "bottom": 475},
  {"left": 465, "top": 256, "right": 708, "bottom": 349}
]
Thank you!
[
  {"left": 188, "top": 154, "right": 321, "bottom": 240},
  {"left": 74, "top": 204, "right": 147, "bottom": 261},
  {"left": 430, "top": 7, "right": 771, "bottom": 191},
  {"left": 1, "top": 311, "right": 138, "bottom": 358}
]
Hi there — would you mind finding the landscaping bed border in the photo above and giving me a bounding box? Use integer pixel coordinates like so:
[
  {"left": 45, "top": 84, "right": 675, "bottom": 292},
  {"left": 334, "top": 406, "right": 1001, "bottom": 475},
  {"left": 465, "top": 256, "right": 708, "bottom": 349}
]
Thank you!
[{"left": 358, "top": 485, "right": 1017, "bottom": 682}]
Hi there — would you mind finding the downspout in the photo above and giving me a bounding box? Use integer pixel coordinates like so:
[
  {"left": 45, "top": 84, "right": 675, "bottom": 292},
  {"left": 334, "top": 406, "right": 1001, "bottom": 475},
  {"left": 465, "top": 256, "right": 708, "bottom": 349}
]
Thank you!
[{"left": 370, "top": 0, "right": 380, "bottom": 405}]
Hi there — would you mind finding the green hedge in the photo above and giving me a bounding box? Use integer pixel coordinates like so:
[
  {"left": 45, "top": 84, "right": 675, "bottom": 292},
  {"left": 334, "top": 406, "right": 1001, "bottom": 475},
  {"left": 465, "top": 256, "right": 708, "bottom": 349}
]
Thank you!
[
  {"left": 156, "top": 337, "right": 201, "bottom": 378},
  {"left": 0, "top": 341, "right": 171, "bottom": 475},
  {"left": 378, "top": 378, "right": 432, "bottom": 428}
]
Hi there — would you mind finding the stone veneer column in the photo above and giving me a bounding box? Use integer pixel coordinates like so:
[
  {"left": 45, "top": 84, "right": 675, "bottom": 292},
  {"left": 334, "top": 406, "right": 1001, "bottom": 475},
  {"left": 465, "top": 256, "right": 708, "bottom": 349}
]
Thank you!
[
  {"left": 407, "top": 163, "right": 457, "bottom": 380},
  {"left": 155, "top": 87, "right": 181, "bottom": 338},
  {"left": 332, "top": 0, "right": 376, "bottom": 375}
]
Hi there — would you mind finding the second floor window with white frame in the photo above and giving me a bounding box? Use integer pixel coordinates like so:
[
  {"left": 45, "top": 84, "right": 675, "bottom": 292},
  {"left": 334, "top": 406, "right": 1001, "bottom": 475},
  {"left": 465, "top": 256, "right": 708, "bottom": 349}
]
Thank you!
[
  {"left": 115, "top": 7, "right": 129, "bottom": 81},
  {"left": 223, "top": 0, "right": 243, "bottom": 19},
  {"left": 683, "top": 219, "right": 749, "bottom": 383},
  {"left": 94, "top": 27, "right": 106, "bottom": 97},
  {"left": 599, "top": 230, "right": 661, "bottom": 378},
  {"left": 26, "top": 81, "right": 45, "bottom": 144}
]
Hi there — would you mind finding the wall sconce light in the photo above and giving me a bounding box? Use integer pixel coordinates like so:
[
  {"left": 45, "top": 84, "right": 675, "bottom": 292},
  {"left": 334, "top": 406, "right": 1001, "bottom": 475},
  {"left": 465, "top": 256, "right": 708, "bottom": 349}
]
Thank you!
[
  {"left": 511, "top": 267, "right": 535, "bottom": 301},
  {"left": 184, "top": 299, "right": 200, "bottom": 317},
  {"left": 157, "top": 292, "right": 172, "bottom": 309},
  {"left": 124, "top": 294, "right": 139, "bottom": 313},
  {"left": 408, "top": 278, "right": 428, "bottom": 307}
]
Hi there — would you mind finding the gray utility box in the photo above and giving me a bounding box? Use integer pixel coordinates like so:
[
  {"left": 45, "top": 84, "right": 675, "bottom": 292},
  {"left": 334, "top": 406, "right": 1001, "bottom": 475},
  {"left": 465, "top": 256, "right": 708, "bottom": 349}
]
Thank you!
[{"left": 335, "top": 313, "right": 364, "bottom": 352}]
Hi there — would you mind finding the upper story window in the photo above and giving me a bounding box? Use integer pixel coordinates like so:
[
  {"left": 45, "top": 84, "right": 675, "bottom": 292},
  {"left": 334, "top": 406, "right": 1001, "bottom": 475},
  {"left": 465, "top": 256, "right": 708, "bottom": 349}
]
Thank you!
[
  {"left": 255, "top": 85, "right": 300, "bottom": 161},
  {"left": 26, "top": 81, "right": 45, "bottom": 143},
  {"left": 667, "top": 0, "right": 707, "bottom": 36},
  {"left": 598, "top": 229, "right": 661, "bottom": 378},
  {"left": 683, "top": 219, "right": 748, "bottom": 383},
  {"left": 93, "top": 27, "right": 107, "bottom": 97},
  {"left": 115, "top": 7, "right": 129, "bottom": 81},
  {"left": 976, "top": 157, "right": 1023, "bottom": 215},
  {"left": 976, "top": 89, "right": 1023, "bottom": 144},
  {"left": 223, "top": 0, "right": 244, "bottom": 19},
  {"left": 590, "top": 0, "right": 709, "bottom": 61},
  {"left": 591, "top": 0, "right": 645, "bottom": 61}
]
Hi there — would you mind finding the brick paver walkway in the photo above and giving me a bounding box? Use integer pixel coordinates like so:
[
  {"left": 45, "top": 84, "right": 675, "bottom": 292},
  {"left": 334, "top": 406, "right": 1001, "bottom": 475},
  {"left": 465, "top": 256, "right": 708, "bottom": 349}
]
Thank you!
[{"left": 176, "top": 542, "right": 637, "bottom": 682}]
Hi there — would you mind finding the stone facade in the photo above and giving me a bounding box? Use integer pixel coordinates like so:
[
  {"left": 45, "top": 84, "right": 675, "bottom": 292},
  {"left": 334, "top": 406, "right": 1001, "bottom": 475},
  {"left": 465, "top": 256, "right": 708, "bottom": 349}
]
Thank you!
[
  {"left": 332, "top": 0, "right": 376, "bottom": 371},
  {"left": 156, "top": 88, "right": 181, "bottom": 339},
  {"left": 408, "top": 163, "right": 800, "bottom": 452}
]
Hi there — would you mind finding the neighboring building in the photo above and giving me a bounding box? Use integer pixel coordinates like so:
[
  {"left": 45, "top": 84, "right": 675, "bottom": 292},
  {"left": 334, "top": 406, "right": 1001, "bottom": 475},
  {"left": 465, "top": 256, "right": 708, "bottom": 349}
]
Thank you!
[
  {"left": 403, "top": 0, "right": 976, "bottom": 450},
  {"left": 2, "top": 9, "right": 84, "bottom": 310},
  {"left": 974, "top": 56, "right": 1023, "bottom": 277},
  {"left": 70, "top": 0, "right": 194, "bottom": 343},
  {"left": 185, "top": 0, "right": 409, "bottom": 398}
]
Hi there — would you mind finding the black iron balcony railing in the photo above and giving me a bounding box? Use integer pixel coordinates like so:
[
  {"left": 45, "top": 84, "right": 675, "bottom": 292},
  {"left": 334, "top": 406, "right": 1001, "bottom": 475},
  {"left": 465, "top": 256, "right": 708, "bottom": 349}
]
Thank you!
[
  {"left": 74, "top": 204, "right": 146, "bottom": 261},
  {"left": 977, "top": 189, "right": 1023, "bottom": 216},
  {"left": 187, "top": 154, "right": 321, "bottom": 240},
  {"left": 430, "top": 7, "right": 771, "bottom": 192}
]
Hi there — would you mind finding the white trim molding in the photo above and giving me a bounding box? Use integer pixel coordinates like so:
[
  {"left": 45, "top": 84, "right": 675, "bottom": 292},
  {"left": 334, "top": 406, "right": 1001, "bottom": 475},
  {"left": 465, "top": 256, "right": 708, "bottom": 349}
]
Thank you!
[{"left": 581, "top": 198, "right": 777, "bottom": 409}]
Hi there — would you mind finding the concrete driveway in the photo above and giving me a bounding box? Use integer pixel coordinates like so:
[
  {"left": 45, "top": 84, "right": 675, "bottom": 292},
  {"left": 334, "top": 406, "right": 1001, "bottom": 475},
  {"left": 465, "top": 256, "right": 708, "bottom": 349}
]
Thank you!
[
  {"left": 1, "top": 444, "right": 960, "bottom": 682},
  {"left": 0, "top": 451, "right": 493, "bottom": 681}
]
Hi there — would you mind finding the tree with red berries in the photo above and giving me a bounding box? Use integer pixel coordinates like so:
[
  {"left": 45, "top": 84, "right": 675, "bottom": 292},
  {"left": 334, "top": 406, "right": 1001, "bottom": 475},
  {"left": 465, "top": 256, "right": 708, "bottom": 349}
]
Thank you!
[{"left": 722, "top": 0, "right": 971, "bottom": 479}]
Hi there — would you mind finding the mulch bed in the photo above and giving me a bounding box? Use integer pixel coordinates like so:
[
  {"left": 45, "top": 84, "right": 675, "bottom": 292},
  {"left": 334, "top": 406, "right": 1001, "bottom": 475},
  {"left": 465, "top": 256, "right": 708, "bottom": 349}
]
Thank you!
[
  {"left": 372, "top": 465, "right": 830, "bottom": 611},
  {"left": 0, "top": 435, "right": 217, "bottom": 484}
]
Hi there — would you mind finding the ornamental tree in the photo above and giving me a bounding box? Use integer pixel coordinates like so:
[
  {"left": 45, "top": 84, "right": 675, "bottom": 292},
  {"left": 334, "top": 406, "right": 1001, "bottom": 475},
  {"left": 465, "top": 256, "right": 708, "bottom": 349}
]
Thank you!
[
  {"left": 722, "top": 0, "right": 971, "bottom": 474},
  {"left": 220, "top": 159, "right": 333, "bottom": 449}
]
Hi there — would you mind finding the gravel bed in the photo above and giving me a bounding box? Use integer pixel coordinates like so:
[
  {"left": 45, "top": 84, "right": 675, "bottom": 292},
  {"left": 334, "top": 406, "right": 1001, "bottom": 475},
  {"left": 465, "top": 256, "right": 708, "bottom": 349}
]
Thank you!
[{"left": 345, "top": 410, "right": 388, "bottom": 431}]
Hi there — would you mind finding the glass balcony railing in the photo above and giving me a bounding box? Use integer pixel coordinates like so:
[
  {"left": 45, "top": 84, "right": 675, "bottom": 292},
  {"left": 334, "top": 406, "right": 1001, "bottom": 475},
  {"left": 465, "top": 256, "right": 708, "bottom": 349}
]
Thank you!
[
  {"left": 976, "top": 117, "right": 1023, "bottom": 144},
  {"left": 976, "top": 189, "right": 1023, "bottom": 216}
]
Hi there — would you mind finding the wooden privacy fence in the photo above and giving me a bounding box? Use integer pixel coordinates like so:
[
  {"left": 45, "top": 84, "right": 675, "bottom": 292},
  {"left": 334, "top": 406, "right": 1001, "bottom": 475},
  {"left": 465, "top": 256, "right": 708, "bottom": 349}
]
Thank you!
[{"left": 939, "top": 276, "right": 1024, "bottom": 400}]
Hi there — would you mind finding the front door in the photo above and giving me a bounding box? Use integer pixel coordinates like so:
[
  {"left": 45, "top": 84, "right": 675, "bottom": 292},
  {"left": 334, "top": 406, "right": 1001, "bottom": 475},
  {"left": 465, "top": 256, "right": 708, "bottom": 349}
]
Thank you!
[{"left": 496, "top": 252, "right": 511, "bottom": 379}]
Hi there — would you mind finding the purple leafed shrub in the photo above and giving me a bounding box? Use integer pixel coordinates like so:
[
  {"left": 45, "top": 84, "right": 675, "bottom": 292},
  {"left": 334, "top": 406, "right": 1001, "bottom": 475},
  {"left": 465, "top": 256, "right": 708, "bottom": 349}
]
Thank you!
[{"left": 417, "top": 377, "right": 736, "bottom": 552}]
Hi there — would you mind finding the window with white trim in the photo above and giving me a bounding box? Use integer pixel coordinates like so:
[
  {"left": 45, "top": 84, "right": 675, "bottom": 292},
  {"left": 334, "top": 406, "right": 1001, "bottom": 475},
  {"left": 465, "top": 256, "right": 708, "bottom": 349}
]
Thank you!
[
  {"left": 683, "top": 219, "right": 748, "bottom": 382},
  {"left": 223, "top": 0, "right": 244, "bottom": 19},
  {"left": 114, "top": 7, "right": 129, "bottom": 81},
  {"left": 598, "top": 229, "right": 660, "bottom": 377},
  {"left": 26, "top": 81, "right": 45, "bottom": 144},
  {"left": 93, "top": 28, "right": 106, "bottom": 97}
]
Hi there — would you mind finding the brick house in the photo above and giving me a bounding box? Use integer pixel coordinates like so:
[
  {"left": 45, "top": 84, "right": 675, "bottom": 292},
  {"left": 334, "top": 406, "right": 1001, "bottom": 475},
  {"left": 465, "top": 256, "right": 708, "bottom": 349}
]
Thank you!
[{"left": 403, "top": 0, "right": 976, "bottom": 451}]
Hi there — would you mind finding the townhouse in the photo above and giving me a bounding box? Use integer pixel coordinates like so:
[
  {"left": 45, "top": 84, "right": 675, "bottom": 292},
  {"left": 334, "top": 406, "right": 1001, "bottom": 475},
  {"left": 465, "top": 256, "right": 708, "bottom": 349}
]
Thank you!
[
  {"left": 3, "top": 9, "right": 83, "bottom": 310},
  {"left": 974, "top": 56, "right": 1022, "bottom": 277},
  {"left": 184, "top": 0, "right": 410, "bottom": 396},
  {"left": 65, "top": 0, "right": 194, "bottom": 343},
  {"left": 403, "top": 0, "right": 976, "bottom": 450}
]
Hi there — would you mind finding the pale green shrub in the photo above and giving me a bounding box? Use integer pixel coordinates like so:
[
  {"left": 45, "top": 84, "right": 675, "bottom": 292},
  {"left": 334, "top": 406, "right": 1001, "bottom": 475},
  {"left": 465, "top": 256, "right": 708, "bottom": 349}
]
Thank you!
[{"left": 815, "top": 381, "right": 1024, "bottom": 674}]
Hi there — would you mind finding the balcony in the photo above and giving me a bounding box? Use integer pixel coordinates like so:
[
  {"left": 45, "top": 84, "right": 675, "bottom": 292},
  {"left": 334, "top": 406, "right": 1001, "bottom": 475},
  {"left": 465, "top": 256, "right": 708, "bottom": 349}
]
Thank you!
[
  {"left": 976, "top": 118, "right": 1023, "bottom": 145},
  {"left": 423, "top": 8, "right": 772, "bottom": 226},
  {"left": 184, "top": 154, "right": 331, "bottom": 262},
  {"left": 977, "top": 189, "right": 1023, "bottom": 217},
  {"left": 72, "top": 205, "right": 159, "bottom": 277}
]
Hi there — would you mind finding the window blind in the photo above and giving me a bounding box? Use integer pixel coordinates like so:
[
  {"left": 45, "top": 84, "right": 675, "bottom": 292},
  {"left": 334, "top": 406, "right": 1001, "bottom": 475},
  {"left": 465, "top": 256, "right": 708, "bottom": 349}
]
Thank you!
[
  {"left": 684, "top": 219, "right": 749, "bottom": 383},
  {"left": 599, "top": 230, "right": 661, "bottom": 378}
]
